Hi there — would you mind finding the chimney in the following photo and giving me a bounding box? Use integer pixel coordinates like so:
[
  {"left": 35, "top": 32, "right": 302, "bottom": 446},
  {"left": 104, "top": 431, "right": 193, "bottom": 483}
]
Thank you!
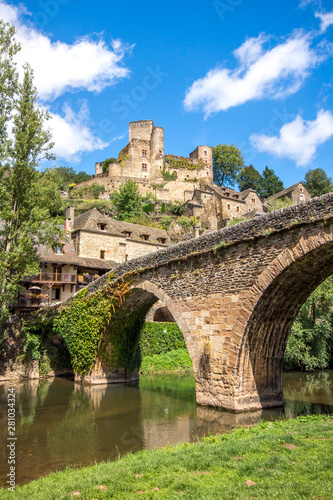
[
  {"left": 194, "top": 225, "right": 200, "bottom": 238},
  {"left": 65, "top": 206, "right": 75, "bottom": 233}
]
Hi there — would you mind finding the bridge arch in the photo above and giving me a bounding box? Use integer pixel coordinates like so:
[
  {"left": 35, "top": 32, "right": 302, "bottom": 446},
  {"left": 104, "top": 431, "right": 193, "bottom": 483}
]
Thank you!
[{"left": 233, "top": 230, "right": 333, "bottom": 409}]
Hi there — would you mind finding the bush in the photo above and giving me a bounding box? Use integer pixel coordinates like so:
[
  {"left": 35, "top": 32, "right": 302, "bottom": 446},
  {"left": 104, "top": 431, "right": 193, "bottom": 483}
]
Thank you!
[
  {"left": 177, "top": 216, "right": 197, "bottom": 229},
  {"left": 91, "top": 184, "right": 105, "bottom": 200},
  {"left": 160, "top": 202, "right": 166, "bottom": 213},
  {"left": 168, "top": 201, "right": 184, "bottom": 216},
  {"left": 162, "top": 170, "right": 178, "bottom": 181},
  {"left": 140, "top": 322, "right": 186, "bottom": 357},
  {"left": 160, "top": 216, "right": 173, "bottom": 230}
]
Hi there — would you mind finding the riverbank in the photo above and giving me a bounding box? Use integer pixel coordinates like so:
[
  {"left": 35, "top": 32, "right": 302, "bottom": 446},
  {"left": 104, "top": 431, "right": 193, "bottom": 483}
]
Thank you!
[
  {"left": 1, "top": 415, "right": 332, "bottom": 499},
  {"left": 139, "top": 348, "right": 193, "bottom": 375}
]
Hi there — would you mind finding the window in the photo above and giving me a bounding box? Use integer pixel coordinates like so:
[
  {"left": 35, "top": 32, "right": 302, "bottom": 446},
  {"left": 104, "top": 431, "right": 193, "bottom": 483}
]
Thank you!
[
  {"left": 300, "top": 194, "right": 305, "bottom": 201},
  {"left": 157, "top": 238, "right": 166, "bottom": 244},
  {"left": 159, "top": 150, "right": 162, "bottom": 155},
  {"left": 236, "top": 206, "right": 240, "bottom": 212},
  {"left": 98, "top": 223, "right": 107, "bottom": 231},
  {"left": 54, "top": 245, "right": 63, "bottom": 254},
  {"left": 140, "top": 234, "right": 149, "bottom": 241},
  {"left": 122, "top": 231, "right": 131, "bottom": 238},
  {"left": 207, "top": 172, "right": 209, "bottom": 175},
  {"left": 125, "top": 254, "right": 128, "bottom": 261},
  {"left": 51, "top": 287, "right": 61, "bottom": 300},
  {"left": 252, "top": 198, "right": 256, "bottom": 204},
  {"left": 100, "top": 250, "right": 105, "bottom": 259},
  {"left": 300, "top": 187, "right": 303, "bottom": 192},
  {"left": 227, "top": 204, "right": 231, "bottom": 210},
  {"left": 204, "top": 150, "right": 207, "bottom": 156},
  {"left": 142, "top": 149, "right": 147, "bottom": 157},
  {"left": 142, "top": 164, "right": 148, "bottom": 171}
]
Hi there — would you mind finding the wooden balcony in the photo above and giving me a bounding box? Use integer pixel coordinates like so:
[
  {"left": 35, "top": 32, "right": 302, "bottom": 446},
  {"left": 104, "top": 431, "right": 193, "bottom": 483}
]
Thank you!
[{"left": 31, "top": 272, "right": 77, "bottom": 284}]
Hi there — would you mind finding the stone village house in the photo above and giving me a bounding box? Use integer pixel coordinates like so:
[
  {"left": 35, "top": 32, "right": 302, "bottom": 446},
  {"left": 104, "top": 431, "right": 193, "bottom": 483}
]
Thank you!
[{"left": 15, "top": 207, "right": 170, "bottom": 311}]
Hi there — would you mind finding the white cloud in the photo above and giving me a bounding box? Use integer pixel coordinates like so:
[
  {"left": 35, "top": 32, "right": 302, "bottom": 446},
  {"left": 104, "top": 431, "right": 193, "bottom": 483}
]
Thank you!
[
  {"left": 0, "top": 1, "right": 131, "bottom": 101},
  {"left": 184, "top": 32, "right": 322, "bottom": 118},
  {"left": 299, "top": 0, "right": 319, "bottom": 8},
  {"left": 47, "top": 102, "right": 109, "bottom": 162},
  {"left": 250, "top": 110, "right": 333, "bottom": 166},
  {"left": 315, "top": 11, "right": 333, "bottom": 33}
]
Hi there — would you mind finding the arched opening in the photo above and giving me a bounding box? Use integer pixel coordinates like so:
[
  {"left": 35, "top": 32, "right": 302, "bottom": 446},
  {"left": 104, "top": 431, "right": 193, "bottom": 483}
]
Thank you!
[
  {"left": 100, "top": 281, "right": 194, "bottom": 381},
  {"left": 153, "top": 306, "right": 175, "bottom": 322},
  {"left": 236, "top": 240, "right": 333, "bottom": 407}
]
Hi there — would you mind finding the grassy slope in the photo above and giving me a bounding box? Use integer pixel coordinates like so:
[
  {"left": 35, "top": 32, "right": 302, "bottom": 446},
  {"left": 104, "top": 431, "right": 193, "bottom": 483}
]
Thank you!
[
  {"left": 1, "top": 415, "right": 332, "bottom": 499},
  {"left": 139, "top": 348, "right": 193, "bottom": 375}
]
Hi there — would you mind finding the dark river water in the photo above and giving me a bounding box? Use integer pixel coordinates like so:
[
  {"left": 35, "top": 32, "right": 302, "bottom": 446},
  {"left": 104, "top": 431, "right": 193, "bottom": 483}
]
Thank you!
[{"left": 1, "top": 370, "right": 332, "bottom": 487}]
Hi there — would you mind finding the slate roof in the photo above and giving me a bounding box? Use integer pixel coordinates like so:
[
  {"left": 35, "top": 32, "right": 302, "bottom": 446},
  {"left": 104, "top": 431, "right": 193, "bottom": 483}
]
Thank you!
[
  {"left": 72, "top": 208, "right": 171, "bottom": 245},
  {"left": 205, "top": 184, "right": 247, "bottom": 203},
  {"left": 265, "top": 182, "right": 308, "bottom": 201}
]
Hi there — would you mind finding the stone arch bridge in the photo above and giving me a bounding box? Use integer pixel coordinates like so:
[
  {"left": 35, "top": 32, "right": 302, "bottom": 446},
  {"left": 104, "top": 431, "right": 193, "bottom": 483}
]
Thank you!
[{"left": 70, "top": 194, "right": 333, "bottom": 411}]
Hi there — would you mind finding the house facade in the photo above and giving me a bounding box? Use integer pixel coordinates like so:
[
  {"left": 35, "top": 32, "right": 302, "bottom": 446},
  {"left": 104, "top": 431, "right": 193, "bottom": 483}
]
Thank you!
[{"left": 15, "top": 207, "right": 170, "bottom": 311}]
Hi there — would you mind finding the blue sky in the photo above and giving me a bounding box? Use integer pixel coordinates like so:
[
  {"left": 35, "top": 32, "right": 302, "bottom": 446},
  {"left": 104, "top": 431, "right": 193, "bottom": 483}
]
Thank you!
[{"left": 1, "top": 0, "right": 333, "bottom": 187}]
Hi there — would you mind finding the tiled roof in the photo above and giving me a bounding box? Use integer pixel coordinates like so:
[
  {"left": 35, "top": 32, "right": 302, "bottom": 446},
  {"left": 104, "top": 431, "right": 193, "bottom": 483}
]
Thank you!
[{"left": 205, "top": 184, "right": 246, "bottom": 203}]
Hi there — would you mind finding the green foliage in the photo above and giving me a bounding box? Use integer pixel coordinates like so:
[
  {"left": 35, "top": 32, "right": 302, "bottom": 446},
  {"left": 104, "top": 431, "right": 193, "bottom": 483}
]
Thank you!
[
  {"left": 142, "top": 202, "right": 155, "bottom": 213},
  {"left": 304, "top": 168, "right": 333, "bottom": 197},
  {"left": 140, "top": 349, "right": 193, "bottom": 375},
  {"left": 162, "top": 169, "right": 178, "bottom": 181},
  {"left": 168, "top": 201, "right": 184, "bottom": 215},
  {"left": 101, "top": 157, "right": 116, "bottom": 174},
  {"left": 24, "top": 333, "right": 42, "bottom": 360},
  {"left": 165, "top": 155, "right": 205, "bottom": 171},
  {"left": 266, "top": 196, "right": 293, "bottom": 212},
  {"left": 160, "top": 216, "right": 173, "bottom": 230},
  {"left": 212, "top": 143, "right": 244, "bottom": 187},
  {"left": 123, "top": 213, "right": 162, "bottom": 228},
  {"left": 90, "top": 183, "right": 105, "bottom": 200},
  {"left": 0, "top": 56, "right": 62, "bottom": 327},
  {"left": 111, "top": 180, "right": 142, "bottom": 220},
  {"left": 117, "top": 150, "right": 130, "bottom": 167},
  {"left": 48, "top": 166, "right": 91, "bottom": 191},
  {"left": 238, "top": 164, "right": 262, "bottom": 192},
  {"left": 53, "top": 278, "right": 135, "bottom": 374},
  {"left": 140, "top": 322, "right": 186, "bottom": 356},
  {"left": 258, "top": 166, "right": 284, "bottom": 198},
  {"left": 227, "top": 217, "right": 245, "bottom": 226},
  {"left": 160, "top": 202, "right": 166, "bottom": 213},
  {"left": 177, "top": 216, "right": 198, "bottom": 229},
  {"left": 285, "top": 276, "right": 333, "bottom": 371}
]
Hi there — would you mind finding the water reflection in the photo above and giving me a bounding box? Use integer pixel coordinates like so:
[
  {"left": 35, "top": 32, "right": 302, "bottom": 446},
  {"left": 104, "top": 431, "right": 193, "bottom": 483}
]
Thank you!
[{"left": 0, "top": 370, "right": 332, "bottom": 487}]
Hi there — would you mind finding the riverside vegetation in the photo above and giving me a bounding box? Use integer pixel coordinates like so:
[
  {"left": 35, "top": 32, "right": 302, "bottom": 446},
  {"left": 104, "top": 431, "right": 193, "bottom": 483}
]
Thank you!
[{"left": 1, "top": 415, "right": 332, "bottom": 499}]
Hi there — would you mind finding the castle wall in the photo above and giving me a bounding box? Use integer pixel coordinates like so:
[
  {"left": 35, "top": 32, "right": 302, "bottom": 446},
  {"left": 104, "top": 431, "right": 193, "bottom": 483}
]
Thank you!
[{"left": 129, "top": 120, "right": 154, "bottom": 142}]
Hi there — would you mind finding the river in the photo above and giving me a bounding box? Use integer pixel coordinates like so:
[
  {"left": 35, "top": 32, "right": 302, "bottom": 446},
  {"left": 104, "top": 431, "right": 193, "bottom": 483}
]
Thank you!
[{"left": 0, "top": 370, "right": 332, "bottom": 487}]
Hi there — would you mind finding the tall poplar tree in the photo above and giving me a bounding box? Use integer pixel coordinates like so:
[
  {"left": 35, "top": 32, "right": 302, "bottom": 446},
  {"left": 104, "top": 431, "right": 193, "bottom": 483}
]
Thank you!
[{"left": 0, "top": 23, "right": 61, "bottom": 328}]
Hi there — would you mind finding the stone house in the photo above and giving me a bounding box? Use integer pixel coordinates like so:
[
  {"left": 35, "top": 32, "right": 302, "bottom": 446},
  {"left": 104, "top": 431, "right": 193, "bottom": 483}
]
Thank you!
[
  {"left": 184, "top": 185, "right": 264, "bottom": 230},
  {"left": 265, "top": 182, "right": 311, "bottom": 206},
  {"left": 15, "top": 207, "right": 170, "bottom": 311}
]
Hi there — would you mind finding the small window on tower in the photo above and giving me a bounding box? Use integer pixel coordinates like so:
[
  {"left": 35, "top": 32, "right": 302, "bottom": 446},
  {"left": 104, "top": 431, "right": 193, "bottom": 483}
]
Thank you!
[
  {"left": 159, "top": 150, "right": 162, "bottom": 155},
  {"left": 100, "top": 250, "right": 105, "bottom": 259},
  {"left": 204, "top": 151, "right": 207, "bottom": 156},
  {"left": 236, "top": 206, "right": 240, "bottom": 212},
  {"left": 142, "top": 150, "right": 147, "bottom": 157},
  {"left": 227, "top": 204, "right": 231, "bottom": 210},
  {"left": 142, "top": 164, "right": 148, "bottom": 171}
]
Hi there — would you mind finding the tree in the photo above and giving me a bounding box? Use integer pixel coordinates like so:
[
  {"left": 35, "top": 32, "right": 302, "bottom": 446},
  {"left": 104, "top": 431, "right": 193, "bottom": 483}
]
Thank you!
[
  {"left": 111, "top": 180, "right": 142, "bottom": 220},
  {"left": 0, "top": 39, "right": 62, "bottom": 328},
  {"left": 258, "top": 166, "right": 284, "bottom": 198},
  {"left": 212, "top": 144, "right": 244, "bottom": 187},
  {"left": 48, "top": 166, "right": 91, "bottom": 191},
  {"left": 102, "top": 157, "right": 117, "bottom": 174},
  {"left": 304, "top": 168, "right": 333, "bottom": 198},
  {"left": 238, "top": 165, "right": 262, "bottom": 192},
  {"left": 284, "top": 276, "right": 333, "bottom": 371}
]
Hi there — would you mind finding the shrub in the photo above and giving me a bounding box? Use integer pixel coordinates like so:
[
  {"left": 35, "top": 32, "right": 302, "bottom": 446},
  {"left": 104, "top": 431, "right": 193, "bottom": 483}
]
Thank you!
[
  {"left": 160, "top": 216, "right": 173, "bottom": 230},
  {"left": 160, "top": 202, "right": 166, "bottom": 213},
  {"left": 177, "top": 216, "right": 198, "bottom": 229},
  {"left": 168, "top": 201, "right": 184, "bottom": 216}
]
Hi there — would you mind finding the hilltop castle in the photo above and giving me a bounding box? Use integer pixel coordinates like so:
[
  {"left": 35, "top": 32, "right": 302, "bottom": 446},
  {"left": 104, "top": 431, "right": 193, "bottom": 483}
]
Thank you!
[
  {"left": 72, "top": 119, "right": 311, "bottom": 232},
  {"left": 76, "top": 119, "right": 213, "bottom": 204}
]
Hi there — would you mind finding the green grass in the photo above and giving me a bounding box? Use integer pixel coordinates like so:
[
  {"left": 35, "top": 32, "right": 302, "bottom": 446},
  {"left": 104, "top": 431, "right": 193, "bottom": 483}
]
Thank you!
[
  {"left": 1, "top": 415, "right": 332, "bottom": 499},
  {"left": 139, "top": 348, "right": 193, "bottom": 375}
]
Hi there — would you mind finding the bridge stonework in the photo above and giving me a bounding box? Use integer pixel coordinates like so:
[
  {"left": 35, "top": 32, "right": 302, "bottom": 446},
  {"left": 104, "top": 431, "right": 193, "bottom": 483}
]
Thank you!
[{"left": 85, "top": 194, "right": 333, "bottom": 411}]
